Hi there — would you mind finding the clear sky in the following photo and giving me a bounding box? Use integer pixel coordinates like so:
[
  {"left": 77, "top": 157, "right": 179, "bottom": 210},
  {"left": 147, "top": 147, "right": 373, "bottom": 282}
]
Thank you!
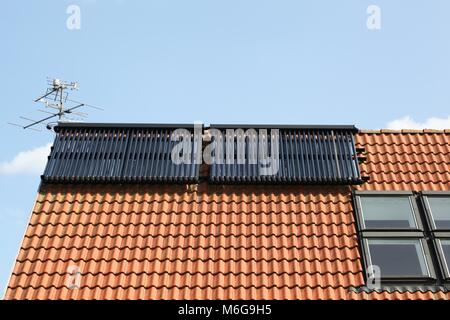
[{"left": 0, "top": 0, "right": 449, "bottom": 297}]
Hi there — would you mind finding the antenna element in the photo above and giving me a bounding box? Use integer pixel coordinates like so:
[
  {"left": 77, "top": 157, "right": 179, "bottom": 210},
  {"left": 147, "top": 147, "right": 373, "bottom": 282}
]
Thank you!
[{"left": 8, "top": 78, "right": 103, "bottom": 132}]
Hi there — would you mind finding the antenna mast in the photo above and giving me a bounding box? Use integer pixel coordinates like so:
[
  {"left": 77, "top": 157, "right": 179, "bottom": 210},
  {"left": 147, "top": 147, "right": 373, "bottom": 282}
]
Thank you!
[{"left": 8, "top": 78, "right": 103, "bottom": 131}]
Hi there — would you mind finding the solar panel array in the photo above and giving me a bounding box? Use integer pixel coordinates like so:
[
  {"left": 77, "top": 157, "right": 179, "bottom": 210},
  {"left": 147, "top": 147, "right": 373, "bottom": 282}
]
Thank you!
[
  {"left": 42, "top": 125, "right": 201, "bottom": 183},
  {"left": 208, "top": 125, "right": 362, "bottom": 184},
  {"left": 42, "top": 124, "right": 363, "bottom": 185}
]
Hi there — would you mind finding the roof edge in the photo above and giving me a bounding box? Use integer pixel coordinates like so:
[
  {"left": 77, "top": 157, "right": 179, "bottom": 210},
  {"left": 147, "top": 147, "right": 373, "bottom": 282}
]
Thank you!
[
  {"left": 51, "top": 123, "right": 450, "bottom": 133},
  {"left": 55, "top": 122, "right": 359, "bottom": 132},
  {"left": 359, "top": 129, "right": 450, "bottom": 134},
  {"left": 210, "top": 124, "right": 359, "bottom": 131},
  {"left": 55, "top": 122, "right": 203, "bottom": 130}
]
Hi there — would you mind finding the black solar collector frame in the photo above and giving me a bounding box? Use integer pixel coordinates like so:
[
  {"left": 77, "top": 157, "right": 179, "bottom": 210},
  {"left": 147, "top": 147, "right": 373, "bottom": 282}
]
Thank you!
[
  {"left": 208, "top": 125, "right": 364, "bottom": 184},
  {"left": 42, "top": 123, "right": 364, "bottom": 185},
  {"left": 42, "top": 123, "right": 202, "bottom": 183}
]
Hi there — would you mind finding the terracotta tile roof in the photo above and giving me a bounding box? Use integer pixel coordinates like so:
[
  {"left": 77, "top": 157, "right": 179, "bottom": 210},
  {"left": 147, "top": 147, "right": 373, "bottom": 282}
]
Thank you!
[
  {"left": 356, "top": 130, "right": 450, "bottom": 191},
  {"left": 4, "top": 130, "right": 450, "bottom": 300}
]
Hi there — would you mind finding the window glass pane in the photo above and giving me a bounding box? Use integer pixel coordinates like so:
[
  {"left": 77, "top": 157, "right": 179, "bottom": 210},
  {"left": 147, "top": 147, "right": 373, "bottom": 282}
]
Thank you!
[
  {"left": 428, "top": 197, "right": 450, "bottom": 229},
  {"left": 367, "top": 239, "right": 428, "bottom": 277},
  {"left": 360, "top": 196, "right": 416, "bottom": 229},
  {"left": 441, "top": 240, "right": 450, "bottom": 276}
]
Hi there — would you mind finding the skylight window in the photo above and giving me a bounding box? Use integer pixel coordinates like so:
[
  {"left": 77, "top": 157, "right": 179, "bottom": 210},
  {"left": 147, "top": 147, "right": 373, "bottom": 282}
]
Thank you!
[
  {"left": 437, "top": 239, "right": 450, "bottom": 279},
  {"left": 420, "top": 192, "right": 450, "bottom": 281},
  {"left": 359, "top": 196, "right": 417, "bottom": 229},
  {"left": 354, "top": 191, "right": 440, "bottom": 284},
  {"left": 366, "top": 239, "right": 429, "bottom": 278},
  {"left": 424, "top": 196, "right": 450, "bottom": 230}
]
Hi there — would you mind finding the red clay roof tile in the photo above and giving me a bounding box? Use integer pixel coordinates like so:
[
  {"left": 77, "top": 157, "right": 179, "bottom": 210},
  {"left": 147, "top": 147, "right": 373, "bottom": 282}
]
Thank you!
[
  {"left": 356, "top": 131, "right": 450, "bottom": 191},
  {"left": 5, "top": 131, "right": 450, "bottom": 300}
]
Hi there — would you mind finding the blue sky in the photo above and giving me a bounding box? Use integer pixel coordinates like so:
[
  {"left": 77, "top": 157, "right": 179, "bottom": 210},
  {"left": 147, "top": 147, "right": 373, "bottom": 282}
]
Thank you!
[{"left": 0, "top": 0, "right": 449, "bottom": 296}]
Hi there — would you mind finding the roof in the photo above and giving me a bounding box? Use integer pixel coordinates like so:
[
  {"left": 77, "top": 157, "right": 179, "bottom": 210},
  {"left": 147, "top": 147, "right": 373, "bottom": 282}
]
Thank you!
[
  {"left": 356, "top": 130, "right": 450, "bottom": 191},
  {"left": 4, "top": 128, "right": 450, "bottom": 300}
]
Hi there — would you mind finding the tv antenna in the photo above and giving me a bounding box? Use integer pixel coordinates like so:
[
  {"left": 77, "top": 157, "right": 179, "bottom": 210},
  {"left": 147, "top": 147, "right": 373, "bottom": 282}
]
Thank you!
[{"left": 8, "top": 78, "right": 103, "bottom": 131}]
